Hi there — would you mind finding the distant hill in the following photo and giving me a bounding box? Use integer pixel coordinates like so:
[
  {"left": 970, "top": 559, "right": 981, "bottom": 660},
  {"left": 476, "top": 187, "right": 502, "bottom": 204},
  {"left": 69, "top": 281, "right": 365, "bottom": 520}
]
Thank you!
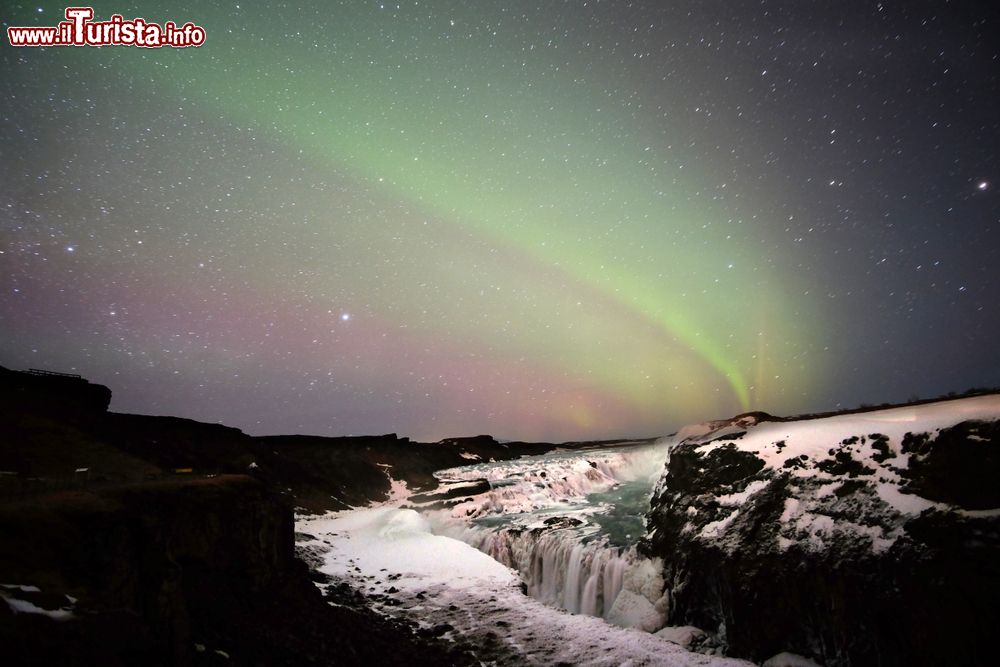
[{"left": 0, "top": 364, "right": 624, "bottom": 512}]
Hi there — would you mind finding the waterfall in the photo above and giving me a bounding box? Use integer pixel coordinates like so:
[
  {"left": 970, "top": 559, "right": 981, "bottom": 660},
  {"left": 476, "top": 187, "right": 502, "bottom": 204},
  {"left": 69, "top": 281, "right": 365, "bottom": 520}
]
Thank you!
[
  {"left": 427, "top": 441, "right": 671, "bottom": 623},
  {"left": 435, "top": 442, "right": 670, "bottom": 519},
  {"left": 454, "top": 524, "right": 637, "bottom": 619}
]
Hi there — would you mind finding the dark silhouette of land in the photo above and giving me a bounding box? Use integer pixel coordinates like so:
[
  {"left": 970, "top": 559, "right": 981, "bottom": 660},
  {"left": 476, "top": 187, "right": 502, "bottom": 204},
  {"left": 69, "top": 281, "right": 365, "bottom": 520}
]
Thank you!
[{"left": 0, "top": 365, "right": 651, "bottom": 665}]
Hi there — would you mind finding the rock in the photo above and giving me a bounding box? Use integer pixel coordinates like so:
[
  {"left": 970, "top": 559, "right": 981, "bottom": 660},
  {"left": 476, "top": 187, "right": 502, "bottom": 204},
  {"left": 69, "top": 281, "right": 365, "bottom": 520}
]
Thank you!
[
  {"left": 417, "top": 623, "right": 453, "bottom": 638},
  {"left": 606, "top": 590, "right": 665, "bottom": 633},
  {"left": 763, "top": 652, "right": 824, "bottom": 667},
  {"left": 1, "top": 366, "right": 112, "bottom": 415},
  {"left": 540, "top": 516, "right": 584, "bottom": 529},
  {"left": 900, "top": 420, "right": 1000, "bottom": 508},
  {"left": 654, "top": 625, "right": 706, "bottom": 649},
  {"left": 641, "top": 395, "right": 1000, "bottom": 666}
]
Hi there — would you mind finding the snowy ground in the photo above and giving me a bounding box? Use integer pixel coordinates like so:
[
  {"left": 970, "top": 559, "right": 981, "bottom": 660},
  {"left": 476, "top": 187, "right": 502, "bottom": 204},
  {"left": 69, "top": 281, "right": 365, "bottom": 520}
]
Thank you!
[
  {"left": 297, "top": 507, "right": 752, "bottom": 666},
  {"left": 661, "top": 394, "right": 1000, "bottom": 554}
]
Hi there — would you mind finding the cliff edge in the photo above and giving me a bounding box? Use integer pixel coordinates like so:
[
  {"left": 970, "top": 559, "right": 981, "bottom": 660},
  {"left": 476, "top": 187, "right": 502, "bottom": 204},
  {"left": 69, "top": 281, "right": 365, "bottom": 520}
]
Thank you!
[{"left": 641, "top": 395, "right": 1000, "bottom": 666}]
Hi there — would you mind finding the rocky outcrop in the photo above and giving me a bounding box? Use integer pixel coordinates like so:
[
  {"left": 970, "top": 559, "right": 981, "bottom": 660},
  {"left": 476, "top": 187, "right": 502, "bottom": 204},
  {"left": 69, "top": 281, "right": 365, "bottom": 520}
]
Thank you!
[
  {"left": 0, "top": 475, "right": 291, "bottom": 665},
  {"left": 0, "top": 367, "right": 562, "bottom": 665},
  {"left": 641, "top": 395, "right": 1000, "bottom": 667},
  {"left": 0, "top": 475, "right": 478, "bottom": 666},
  {"left": 1, "top": 366, "right": 112, "bottom": 415},
  {"left": 0, "top": 365, "right": 585, "bottom": 511},
  {"left": 0, "top": 366, "right": 618, "bottom": 664}
]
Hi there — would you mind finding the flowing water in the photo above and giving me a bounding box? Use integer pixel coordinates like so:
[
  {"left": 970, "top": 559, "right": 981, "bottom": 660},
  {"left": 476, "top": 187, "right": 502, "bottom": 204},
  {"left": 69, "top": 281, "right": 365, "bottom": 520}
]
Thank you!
[{"left": 427, "top": 442, "right": 670, "bottom": 620}]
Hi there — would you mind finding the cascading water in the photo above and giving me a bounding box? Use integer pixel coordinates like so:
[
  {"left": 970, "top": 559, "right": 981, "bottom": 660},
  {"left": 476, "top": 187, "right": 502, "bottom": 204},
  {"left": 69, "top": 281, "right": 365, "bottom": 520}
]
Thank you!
[
  {"left": 465, "top": 527, "right": 631, "bottom": 617},
  {"left": 426, "top": 441, "right": 673, "bottom": 625}
]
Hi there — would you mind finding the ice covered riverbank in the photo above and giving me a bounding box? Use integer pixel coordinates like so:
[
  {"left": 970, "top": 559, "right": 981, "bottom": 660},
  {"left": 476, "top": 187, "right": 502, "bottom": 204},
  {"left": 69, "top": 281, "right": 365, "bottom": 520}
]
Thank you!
[{"left": 297, "top": 506, "right": 752, "bottom": 666}]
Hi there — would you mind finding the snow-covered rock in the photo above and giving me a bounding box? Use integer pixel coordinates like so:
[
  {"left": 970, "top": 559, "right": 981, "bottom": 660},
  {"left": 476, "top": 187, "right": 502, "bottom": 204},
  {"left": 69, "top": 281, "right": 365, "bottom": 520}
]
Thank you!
[
  {"left": 654, "top": 625, "right": 707, "bottom": 649},
  {"left": 607, "top": 589, "right": 664, "bottom": 632},
  {"left": 641, "top": 394, "right": 1000, "bottom": 666},
  {"left": 762, "top": 653, "right": 823, "bottom": 667}
]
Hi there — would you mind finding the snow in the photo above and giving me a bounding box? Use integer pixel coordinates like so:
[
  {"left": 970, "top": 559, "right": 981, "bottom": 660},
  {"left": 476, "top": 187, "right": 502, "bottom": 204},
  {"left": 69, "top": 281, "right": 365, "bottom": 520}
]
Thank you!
[
  {"left": 1, "top": 583, "right": 41, "bottom": 593},
  {"left": 677, "top": 395, "right": 1000, "bottom": 553},
  {"left": 435, "top": 443, "right": 667, "bottom": 520},
  {"left": 715, "top": 479, "right": 769, "bottom": 507},
  {"left": 655, "top": 626, "right": 707, "bottom": 649},
  {"left": 422, "top": 443, "right": 677, "bottom": 623},
  {"left": 762, "top": 652, "right": 823, "bottom": 667},
  {"left": 375, "top": 464, "right": 411, "bottom": 505},
  {"left": 731, "top": 395, "right": 1000, "bottom": 475},
  {"left": 607, "top": 590, "right": 664, "bottom": 633},
  {"left": 874, "top": 481, "right": 940, "bottom": 515},
  {"left": 384, "top": 477, "right": 410, "bottom": 504},
  {"left": 289, "top": 396, "right": 997, "bottom": 664},
  {"left": 0, "top": 586, "right": 75, "bottom": 621},
  {"left": 700, "top": 510, "right": 739, "bottom": 539},
  {"left": 298, "top": 507, "right": 751, "bottom": 666},
  {"left": 302, "top": 507, "right": 514, "bottom": 589}
]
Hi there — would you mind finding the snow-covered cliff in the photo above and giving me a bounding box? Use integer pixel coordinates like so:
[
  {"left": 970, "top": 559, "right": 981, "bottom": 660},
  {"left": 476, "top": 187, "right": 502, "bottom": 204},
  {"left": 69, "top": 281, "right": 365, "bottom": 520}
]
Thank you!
[{"left": 641, "top": 395, "right": 1000, "bottom": 666}]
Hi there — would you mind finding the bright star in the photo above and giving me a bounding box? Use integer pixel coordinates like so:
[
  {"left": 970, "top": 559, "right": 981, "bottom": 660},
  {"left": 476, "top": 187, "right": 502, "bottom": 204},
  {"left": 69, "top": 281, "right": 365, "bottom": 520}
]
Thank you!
[
  {"left": 341, "top": 313, "right": 351, "bottom": 321},
  {"left": 977, "top": 181, "right": 989, "bottom": 191}
]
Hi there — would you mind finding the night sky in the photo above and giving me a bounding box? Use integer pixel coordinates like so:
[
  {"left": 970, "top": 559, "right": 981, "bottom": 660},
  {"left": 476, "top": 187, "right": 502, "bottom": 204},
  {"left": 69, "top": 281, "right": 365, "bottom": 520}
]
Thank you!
[{"left": 2, "top": 1, "right": 998, "bottom": 441}]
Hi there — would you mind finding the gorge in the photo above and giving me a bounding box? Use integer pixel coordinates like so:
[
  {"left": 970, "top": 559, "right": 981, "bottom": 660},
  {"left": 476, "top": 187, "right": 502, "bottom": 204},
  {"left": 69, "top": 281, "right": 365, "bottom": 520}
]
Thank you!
[
  {"left": 300, "top": 392, "right": 1000, "bottom": 666},
  {"left": 2, "top": 367, "right": 999, "bottom": 666}
]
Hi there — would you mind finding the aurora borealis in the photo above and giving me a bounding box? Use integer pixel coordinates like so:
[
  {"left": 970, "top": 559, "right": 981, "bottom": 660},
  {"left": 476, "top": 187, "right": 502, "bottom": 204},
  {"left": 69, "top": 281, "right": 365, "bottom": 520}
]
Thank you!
[{"left": 2, "top": 2, "right": 998, "bottom": 441}]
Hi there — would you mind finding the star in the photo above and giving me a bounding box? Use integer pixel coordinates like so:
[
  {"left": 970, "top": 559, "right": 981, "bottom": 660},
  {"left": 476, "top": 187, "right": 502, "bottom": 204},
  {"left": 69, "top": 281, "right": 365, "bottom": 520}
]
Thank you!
[{"left": 2, "top": 0, "right": 999, "bottom": 443}]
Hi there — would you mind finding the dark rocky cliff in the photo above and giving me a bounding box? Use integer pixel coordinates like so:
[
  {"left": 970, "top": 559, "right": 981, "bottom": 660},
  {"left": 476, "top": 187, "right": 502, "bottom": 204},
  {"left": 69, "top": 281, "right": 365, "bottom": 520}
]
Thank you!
[
  {"left": 641, "top": 398, "right": 1000, "bottom": 667},
  {"left": 0, "top": 367, "right": 509, "bottom": 665},
  {"left": 2, "top": 366, "right": 112, "bottom": 415},
  {"left": 0, "top": 366, "right": 599, "bottom": 665},
  {"left": 0, "top": 475, "right": 289, "bottom": 665},
  {"left": 0, "top": 365, "right": 574, "bottom": 512},
  {"left": 0, "top": 474, "right": 479, "bottom": 665}
]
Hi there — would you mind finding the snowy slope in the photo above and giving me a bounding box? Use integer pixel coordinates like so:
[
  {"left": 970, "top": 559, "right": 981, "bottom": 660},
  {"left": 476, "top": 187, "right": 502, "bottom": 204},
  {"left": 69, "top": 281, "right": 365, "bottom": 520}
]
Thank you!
[
  {"left": 652, "top": 394, "right": 1000, "bottom": 555},
  {"left": 299, "top": 507, "right": 752, "bottom": 666}
]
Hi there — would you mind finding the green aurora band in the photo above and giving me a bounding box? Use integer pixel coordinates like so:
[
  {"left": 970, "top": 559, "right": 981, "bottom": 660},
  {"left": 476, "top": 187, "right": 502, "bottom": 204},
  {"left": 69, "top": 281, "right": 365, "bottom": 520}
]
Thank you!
[{"left": 17, "top": 2, "right": 829, "bottom": 436}]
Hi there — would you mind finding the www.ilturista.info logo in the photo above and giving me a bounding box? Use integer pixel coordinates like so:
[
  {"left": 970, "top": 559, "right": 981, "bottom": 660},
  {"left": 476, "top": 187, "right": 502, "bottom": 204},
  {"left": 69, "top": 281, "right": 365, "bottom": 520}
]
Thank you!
[{"left": 7, "top": 7, "right": 206, "bottom": 48}]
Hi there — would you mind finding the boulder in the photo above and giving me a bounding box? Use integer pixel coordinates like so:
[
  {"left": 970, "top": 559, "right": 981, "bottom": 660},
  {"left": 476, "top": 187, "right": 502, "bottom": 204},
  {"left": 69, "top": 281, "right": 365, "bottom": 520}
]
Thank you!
[
  {"left": 654, "top": 625, "right": 706, "bottom": 649},
  {"left": 607, "top": 589, "right": 664, "bottom": 633}
]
